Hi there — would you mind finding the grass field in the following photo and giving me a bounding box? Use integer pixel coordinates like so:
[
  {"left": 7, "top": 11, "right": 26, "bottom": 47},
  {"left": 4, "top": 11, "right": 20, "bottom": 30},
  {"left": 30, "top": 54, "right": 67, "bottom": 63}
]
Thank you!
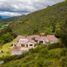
[{"left": 0, "top": 39, "right": 16, "bottom": 57}]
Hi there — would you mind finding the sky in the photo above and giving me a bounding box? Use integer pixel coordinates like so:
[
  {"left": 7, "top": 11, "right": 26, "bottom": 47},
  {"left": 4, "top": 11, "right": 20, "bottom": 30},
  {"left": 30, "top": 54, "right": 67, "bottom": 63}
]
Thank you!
[{"left": 0, "top": 0, "right": 64, "bottom": 17}]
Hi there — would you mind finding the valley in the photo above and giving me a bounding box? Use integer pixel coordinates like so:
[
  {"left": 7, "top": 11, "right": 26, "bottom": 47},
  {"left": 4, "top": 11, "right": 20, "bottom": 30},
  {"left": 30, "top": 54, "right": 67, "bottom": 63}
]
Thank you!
[{"left": 0, "top": 0, "right": 67, "bottom": 67}]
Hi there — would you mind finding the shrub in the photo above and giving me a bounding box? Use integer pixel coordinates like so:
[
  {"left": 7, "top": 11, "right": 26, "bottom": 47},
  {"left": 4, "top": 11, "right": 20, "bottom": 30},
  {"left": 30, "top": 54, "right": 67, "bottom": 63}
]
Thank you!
[{"left": 48, "top": 43, "right": 64, "bottom": 49}]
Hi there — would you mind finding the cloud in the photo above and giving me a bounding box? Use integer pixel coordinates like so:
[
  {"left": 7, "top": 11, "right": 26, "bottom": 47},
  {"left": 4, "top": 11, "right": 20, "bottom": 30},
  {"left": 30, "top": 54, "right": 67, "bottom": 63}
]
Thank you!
[
  {"left": 0, "top": 11, "right": 22, "bottom": 16},
  {"left": 0, "top": 0, "right": 64, "bottom": 17}
]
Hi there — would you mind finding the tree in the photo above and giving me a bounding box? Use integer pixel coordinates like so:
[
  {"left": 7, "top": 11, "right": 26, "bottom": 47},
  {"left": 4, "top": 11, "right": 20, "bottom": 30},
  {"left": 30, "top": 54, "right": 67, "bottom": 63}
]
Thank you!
[
  {"left": 49, "top": 16, "right": 57, "bottom": 33},
  {"left": 1, "top": 32, "right": 14, "bottom": 43},
  {"left": 60, "top": 19, "right": 67, "bottom": 47}
]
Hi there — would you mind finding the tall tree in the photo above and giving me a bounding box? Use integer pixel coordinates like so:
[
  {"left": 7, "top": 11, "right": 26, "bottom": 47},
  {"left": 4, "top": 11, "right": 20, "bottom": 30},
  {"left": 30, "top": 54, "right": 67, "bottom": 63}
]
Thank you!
[{"left": 60, "top": 19, "right": 67, "bottom": 47}]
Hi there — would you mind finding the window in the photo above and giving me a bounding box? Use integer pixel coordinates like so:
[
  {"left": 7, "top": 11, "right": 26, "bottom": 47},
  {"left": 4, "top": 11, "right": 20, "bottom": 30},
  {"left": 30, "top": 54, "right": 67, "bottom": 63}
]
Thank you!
[
  {"left": 30, "top": 44, "right": 33, "bottom": 46},
  {"left": 35, "top": 40, "right": 38, "bottom": 42},
  {"left": 21, "top": 44, "right": 25, "bottom": 47}
]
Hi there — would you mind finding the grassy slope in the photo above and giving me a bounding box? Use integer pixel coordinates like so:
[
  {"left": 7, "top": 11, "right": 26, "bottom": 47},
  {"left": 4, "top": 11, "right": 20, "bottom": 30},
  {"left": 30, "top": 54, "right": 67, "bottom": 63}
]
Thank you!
[
  {"left": 0, "top": 42, "right": 11, "bottom": 57},
  {"left": 0, "top": 39, "right": 16, "bottom": 57},
  {"left": 0, "top": 21, "right": 11, "bottom": 57},
  {"left": 0, "top": 46, "right": 67, "bottom": 67},
  {"left": 7, "top": 1, "right": 67, "bottom": 35}
]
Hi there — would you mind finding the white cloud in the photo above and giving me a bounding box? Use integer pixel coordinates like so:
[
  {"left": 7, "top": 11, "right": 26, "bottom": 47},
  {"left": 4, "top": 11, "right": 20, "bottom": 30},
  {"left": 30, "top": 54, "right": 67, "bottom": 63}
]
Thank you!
[
  {"left": 0, "top": 11, "right": 22, "bottom": 16},
  {"left": 0, "top": 0, "right": 65, "bottom": 17}
]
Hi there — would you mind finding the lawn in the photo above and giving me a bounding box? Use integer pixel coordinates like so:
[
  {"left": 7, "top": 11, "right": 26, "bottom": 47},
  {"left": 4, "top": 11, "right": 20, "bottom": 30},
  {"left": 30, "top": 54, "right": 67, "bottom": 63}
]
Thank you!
[{"left": 0, "top": 39, "right": 16, "bottom": 58}]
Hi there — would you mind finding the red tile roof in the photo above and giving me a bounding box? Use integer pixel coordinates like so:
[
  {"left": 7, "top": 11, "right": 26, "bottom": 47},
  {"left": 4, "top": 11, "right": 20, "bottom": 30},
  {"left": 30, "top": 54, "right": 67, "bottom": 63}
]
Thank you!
[{"left": 47, "top": 35, "right": 58, "bottom": 41}]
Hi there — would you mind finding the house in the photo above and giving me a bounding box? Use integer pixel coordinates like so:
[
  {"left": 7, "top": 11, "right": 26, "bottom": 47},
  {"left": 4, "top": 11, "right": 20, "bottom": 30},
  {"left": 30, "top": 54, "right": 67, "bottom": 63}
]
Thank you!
[
  {"left": 47, "top": 35, "right": 59, "bottom": 44},
  {"left": 10, "top": 35, "right": 58, "bottom": 55},
  {"left": 16, "top": 36, "right": 37, "bottom": 48},
  {"left": 10, "top": 36, "right": 37, "bottom": 55},
  {"left": 30, "top": 35, "right": 58, "bottom": 44},
  {"left": 34, "top": 36, "right": 49, "bottom": 44}
]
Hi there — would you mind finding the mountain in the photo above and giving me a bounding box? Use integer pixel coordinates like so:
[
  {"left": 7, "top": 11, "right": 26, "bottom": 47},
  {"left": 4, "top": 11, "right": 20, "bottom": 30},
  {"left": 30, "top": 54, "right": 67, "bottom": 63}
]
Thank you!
[
  {"left": 4, "top": 1, "right": 66, "bottom": 36},
  {"left": 0, "top": 16, "right": 10, "bottom": 19},
  {"left": 0, "top": 1, "right": 67, "bottom": 67},
  {"left": 0, "top": 1, "right": 67, "bottom": 44},
  {"left": 0, "top": 16, "right": 3, "bottom": 19}
]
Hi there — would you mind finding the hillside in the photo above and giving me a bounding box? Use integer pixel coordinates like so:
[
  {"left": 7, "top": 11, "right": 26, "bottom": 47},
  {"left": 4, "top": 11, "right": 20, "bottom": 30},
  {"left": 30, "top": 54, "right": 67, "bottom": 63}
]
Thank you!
[
  {"left": 0, "top": 20, "right": 16, "bottom": 45},
  {"left": 0, "top": 1, "right": 67, "bottom": 67},
  {"left": 6, "top": 1, "right": 67, "bottom": 35},
  {"left": 0, "top": 45, "right": 67, "bottom": 67}
]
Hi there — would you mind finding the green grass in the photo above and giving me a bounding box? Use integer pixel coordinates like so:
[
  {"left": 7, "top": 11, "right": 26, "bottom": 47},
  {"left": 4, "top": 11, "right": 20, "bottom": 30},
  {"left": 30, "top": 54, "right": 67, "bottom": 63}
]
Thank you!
[
  {"left": 0, "top": 43, "right": 11, "bottom": 57},
  {"left": 0, "top": 46, "right": 67, "bottom": 67},
  {"left": 0, "top": 39, "right": 16, "bottom": 57}
]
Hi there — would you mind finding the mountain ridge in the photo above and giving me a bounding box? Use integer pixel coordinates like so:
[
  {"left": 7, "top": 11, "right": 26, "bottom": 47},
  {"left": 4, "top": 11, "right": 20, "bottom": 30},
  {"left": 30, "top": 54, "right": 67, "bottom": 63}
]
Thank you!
[{"left": 7, "top": 1, "right": 67, "bottom": 36}]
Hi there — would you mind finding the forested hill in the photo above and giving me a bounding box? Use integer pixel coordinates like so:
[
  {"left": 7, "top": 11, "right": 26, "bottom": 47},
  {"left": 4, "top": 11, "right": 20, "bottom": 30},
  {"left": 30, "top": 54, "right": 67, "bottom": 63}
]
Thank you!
[
  {"left": 0, "top": 1, "right": 67, "bottom": 36},
  {"left": 6, "top": 1, "right": 67, "bottom": 35}
]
